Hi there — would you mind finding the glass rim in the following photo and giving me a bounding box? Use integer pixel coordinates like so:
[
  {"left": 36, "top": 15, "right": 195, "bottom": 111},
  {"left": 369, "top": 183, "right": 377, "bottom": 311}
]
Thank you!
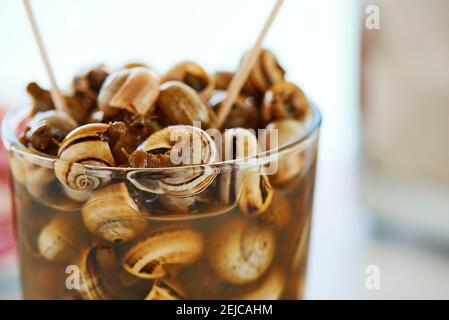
[{"left": 1, "top": 103, "right": 322, "bottom": 172}]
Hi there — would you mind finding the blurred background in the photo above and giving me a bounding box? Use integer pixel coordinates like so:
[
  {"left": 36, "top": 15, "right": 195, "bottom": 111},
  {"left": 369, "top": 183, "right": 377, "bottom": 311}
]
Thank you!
[{"left": 0, "top": 0, "right": 448, "bottom": 299}]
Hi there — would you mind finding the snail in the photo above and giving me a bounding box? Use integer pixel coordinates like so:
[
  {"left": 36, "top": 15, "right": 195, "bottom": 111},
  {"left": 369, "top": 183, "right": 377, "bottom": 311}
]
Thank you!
[
  {"left": 263, "top": 119, "right": 307, "bottom": 187},
  {"left": 213, "top": 71, "right": 234, "bottom": 90},
  {"left": 221, "top": 128, "right": 273, "bottom": 216},
  {"left": 207, "top": 217, "right": 275, "bottom": 285},
  {"left": 128, "top": 125, "right": 219, "bottom": 198},
  {"left": 98, "top": 67, "right": 160, "bottom": 117},
  {"left": 37, "top": 214, "right": 86, "bottom": 263},
  {"left": 163, "top": 61, "right": 214, "bottom": 101},
  {"left": 157, "top": 194, "right": 195, "bottom": 215},
  {"left": 145, "top": 280, "right": 185, "bottom": 300},
  {"left": 78, "top": 245, "right": 150, "bottom": 300},
  {"left": 236, "top": 267, "right": 285, "bottom": 300},
  {"left": 244, "top": 49, "right": 286, "bottom": 98},
  {"left": 54, "top": 123, "right": 115, "bottom": 195},
  {"left": 23, "top": 110, "right": 78, "bottom": 156},
  {"left": 123, "top": 228, "right": 204, "bottom": 279},
  {"left": 209, "top": 91, "right": 258, "bottom": 130},
  {"left": 156, "top": 81, "right": 218, "bottom": 129},
  {"left": 261, "top": 81, "right": 309, "bottom": 126},
  {"left": 82, "top": 183, "right": 147, "bottom": 243}
]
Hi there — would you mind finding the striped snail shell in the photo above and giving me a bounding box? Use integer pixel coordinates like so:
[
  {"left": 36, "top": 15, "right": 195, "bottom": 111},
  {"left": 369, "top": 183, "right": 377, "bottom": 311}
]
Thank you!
[
  {"left": 221, "top": 128, "right": 273, "bottom": 216},
  {"left": 130, "top": 125, "right": 219, "bottom": 197},
  {"left": 54, "top": 123, "right": 115, "bottom": 193}
]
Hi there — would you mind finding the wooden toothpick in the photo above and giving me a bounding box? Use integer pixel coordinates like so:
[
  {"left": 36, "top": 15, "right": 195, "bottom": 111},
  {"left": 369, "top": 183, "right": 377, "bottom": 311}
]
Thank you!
[
  {"left": 216, "top": 0, "right": 284, "bottom": 128},
  {"left": 23, "top": 0, "right": 69, "bottom": 114}
]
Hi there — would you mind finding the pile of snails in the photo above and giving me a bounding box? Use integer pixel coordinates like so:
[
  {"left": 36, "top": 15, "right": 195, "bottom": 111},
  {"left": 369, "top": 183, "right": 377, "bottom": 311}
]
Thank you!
[{"left": 13, "top": 49, "right": 313, "bottom": 300}]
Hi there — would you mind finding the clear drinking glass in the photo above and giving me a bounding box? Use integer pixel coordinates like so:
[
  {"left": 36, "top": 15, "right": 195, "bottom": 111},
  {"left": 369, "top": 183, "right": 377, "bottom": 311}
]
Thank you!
[{"left": 2, "top": 104, "right": 321, "bottom": 300}]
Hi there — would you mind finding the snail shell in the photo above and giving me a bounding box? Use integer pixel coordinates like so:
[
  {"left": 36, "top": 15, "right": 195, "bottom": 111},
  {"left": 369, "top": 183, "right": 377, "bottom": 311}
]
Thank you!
[
  {"left": 209, "top": 91, "right": 258, "bottom": 130},
  {"left": 245, "top": 49, "right": 286, "bottom": 97},
  {"left": 145, "top": 280, "right": 184, "bottom": 300},
  {"left": 207, "top": 217, "right": 276, "bottom": 285},
  {"left": 221, "top": 128, "right": 273, "bottom": 216},
  {"left": 261, "top": 81, "right": 309, "bottom": 126},
  {"left": 54, "top": 123, "right": 115, "bottom": 194},
  {"left": 158, "top": 194, "right": 195, "bottom": 215},
  {"left": 236, "top": 267, "right": 285, "bottom": 300},
  {"left": 37, "top": 214, "right": 86, "bottom": 263},
  {"left": 163, "top": 61, "right": 214, "bottom": 101},
  {"left": 78, "top": 245, "right": 150, "bottom": 300},
  {"left": 133, "top": 125, "right": 219, "bottom": 197},
  {"left": 156, "top": 81, "right": 218, "bottom": 128},
  {"left": 264, "top": 119, "right": 307, "bottom": 187},
  {"left": 82, "top": 183, "right": 147, "bottom": 243},
  {"left": 25, "top": 110, "right": 78, "bottom": 154},
  {"left": 98, "top": 67, "right": 160, "bottom": 117},
  {"left": 213, "top": 71, "right": 233, "bottom": 90},
  {"left": 123, "top": 228, "right": 204, "bottom": 279}
]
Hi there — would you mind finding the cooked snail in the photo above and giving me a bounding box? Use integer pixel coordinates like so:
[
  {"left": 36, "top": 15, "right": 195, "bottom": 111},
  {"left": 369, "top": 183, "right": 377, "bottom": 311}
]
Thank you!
[
  {"left": 123, "top": 228, "right": 204, "bottom": 279},
  {"left": 263, "top": 119, "right": 307, "bottom": 187},
  {"left": 213, "top": 71, "right": 233, "bottom": 90},
  {"left": 163, "top": 61, "right": 214, "bottom": 101},
  {"left": 78, "top": 245, "right": 149, "bottom": 300},
  {"left": 82, "top": 183, "right": 147, "bottom": 243},
  {"left": 98, "top": 67, "right": 160, "bottom": 117},
  {"left": 37, "top": 214, "right": 86, "bottom": 263},
  {"left": 236, "top": 267, "right": 285, "bottom": 300},
  {"left": 129, "top": 125, "right": 219, "bottom": 197},
  {"left": 54, "top": 123, "right": 115, "bottom": 194},
  {"left": 207, "top": 217, "right": 275, "bottom": 285},
  {"left": 261, "top": 81, "right": 309, "bottom": 126},
  {"left": 244, "top": 49, "right": 285, "bottom": 97},
  {"left": 221, "top": 128, "right": 273, "bottom": 216},
  {"left": 23, "top": 110, "right": 78, "bottom": 155},
  {"left": 156, "top": 81, "right": 218, "bottom": 128},
  {"left": 209, "top": 91, "right": 258, "bottom": 130}
]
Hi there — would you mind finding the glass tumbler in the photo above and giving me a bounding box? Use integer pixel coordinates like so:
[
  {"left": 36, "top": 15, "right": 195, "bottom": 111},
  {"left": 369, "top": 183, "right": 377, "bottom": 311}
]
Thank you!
[{"left": 2, "top": 104, "right": 321, "bottom": 300}]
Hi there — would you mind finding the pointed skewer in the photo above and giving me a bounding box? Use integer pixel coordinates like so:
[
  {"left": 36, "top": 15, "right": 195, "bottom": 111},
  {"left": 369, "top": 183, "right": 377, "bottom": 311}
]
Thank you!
[{"left": 23, "top": 0, "right": 69, "bottom": 114}]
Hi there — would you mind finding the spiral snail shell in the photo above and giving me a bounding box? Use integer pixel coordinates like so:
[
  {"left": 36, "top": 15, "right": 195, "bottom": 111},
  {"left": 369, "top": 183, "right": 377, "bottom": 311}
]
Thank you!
[
  {"left": 263, "top": 119, "right": 307, "bottom": 187},
  {"left": 244, "top": 49, "right": 286, "bottom": 98},
  {"left": 261, "top": 81, "right": 309, "bottom": 126},
  {"left": 37, "top": 214, "right": 86, "bottom": 263},
  {"left": 123, "top": 228, "right": 204, "bottom": 279},
  {"left": 78, "top": 245, "right": 150, "bottom": 300},
  {"left": 207, "top": 217, "right": 276, "bottom": 285},
  {"left": 129, "top": 125, "right": 219, "bottom": 197},
  {"left": 156, "top": 81, "right": 218, "bottom": 129},
  {"left": 236, "top": 267, "right": 285, "bottom": 300},
  {"left": 98, "top": 67, "right": 160, "bottom": 117},
  {"left": 54, "top": 123, "right": 115, "bottom": 194},
  {"left": 221, "top": 128, "right": 273, "bottom": 216},
  {"left": 163, "top": 61, "right": 214, "bottom": 101},
  {"left": 82, "top": 183, "right": 147, "bottom": 243}
]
